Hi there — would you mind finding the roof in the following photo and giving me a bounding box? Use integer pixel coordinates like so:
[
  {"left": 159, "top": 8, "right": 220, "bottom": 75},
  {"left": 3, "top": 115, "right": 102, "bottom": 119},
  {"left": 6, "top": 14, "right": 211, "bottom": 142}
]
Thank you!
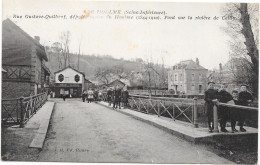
[
  {"left": 84, "top": 78, "right": 94, "bottom": 84},
  {"left": 107, "top": 79, "right": 126, "bottom": 86},
  {"left": 54, "top": 66, "right": 85, "bottom": 77},
  {"left": 2, "top": 19, "right": 48, "bottom": 65},
  {"left": 119, "top": 78, "right": 131, "bottom": 86},
  {"left": 173, "top": 60, "right": 207, "bottom": 70}
]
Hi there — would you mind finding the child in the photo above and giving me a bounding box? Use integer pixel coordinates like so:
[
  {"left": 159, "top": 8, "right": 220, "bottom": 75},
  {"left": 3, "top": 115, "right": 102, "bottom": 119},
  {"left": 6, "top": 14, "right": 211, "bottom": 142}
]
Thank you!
[
  {"left": 238, "top": 84, "right": 253, "bottom": 132},
  {"left": 204, "top": 81, "right": 218, "bottom": 133},
  {"left": 230, "top": 90, "right": 239, "bottom": 133},
  {"left": 217, "top": 83, "right": 233, "bottom": 133}
]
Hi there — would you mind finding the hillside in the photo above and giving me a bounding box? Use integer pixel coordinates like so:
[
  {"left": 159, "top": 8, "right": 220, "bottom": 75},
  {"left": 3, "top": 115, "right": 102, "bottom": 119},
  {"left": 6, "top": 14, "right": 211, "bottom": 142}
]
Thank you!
[{"left": 44, "top": 50, "right": 165, "bottom": 85}]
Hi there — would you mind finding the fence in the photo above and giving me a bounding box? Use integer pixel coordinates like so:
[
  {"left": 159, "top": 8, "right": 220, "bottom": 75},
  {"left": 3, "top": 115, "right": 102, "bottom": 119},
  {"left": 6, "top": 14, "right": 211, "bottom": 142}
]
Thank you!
[
  {"left": 128, "top": 95, "right": 200, "bottom": 127},
  {"left": 128, "top": 90, "right": 204, "bottom": 99},
  {"left": 2, "top": 92, "right": 48, "bottom": 127},
  {"left": 102, "top": 92, "right": 258, "bottom": 129},
  {"left": 212, "top": 101, "right": 258, "bottom": 132}
]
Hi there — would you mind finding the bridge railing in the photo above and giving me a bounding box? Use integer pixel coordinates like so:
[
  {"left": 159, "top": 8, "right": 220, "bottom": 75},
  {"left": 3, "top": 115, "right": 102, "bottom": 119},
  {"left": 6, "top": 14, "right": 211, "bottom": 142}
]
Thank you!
[
  {"left": 212, "top": 101, "right": 258, "bottom": 132},
  {"left": 101, "top": 92, "right": 200, "bottom": 127},
  {"left": 128, "top": 90, "right": 205, "bottom": 99},
  {"left": 2, "top": 92, "right": 48, "bottom": 127},
  {"left": 128, "top": 95, "right": 199, "bottom": 127}
]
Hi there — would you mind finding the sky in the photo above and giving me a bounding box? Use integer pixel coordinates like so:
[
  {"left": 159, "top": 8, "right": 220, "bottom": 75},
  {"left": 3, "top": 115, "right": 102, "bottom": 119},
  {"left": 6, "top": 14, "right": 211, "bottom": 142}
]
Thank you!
[{"left": 2, "top": 0, "right": 237, "bottom": 70}]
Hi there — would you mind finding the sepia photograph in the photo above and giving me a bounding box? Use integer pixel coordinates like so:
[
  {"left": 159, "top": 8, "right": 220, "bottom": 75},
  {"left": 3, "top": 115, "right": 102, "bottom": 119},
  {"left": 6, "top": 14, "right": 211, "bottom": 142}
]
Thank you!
[{"left": 1, "top": 0, "right": 259, "bottom": 164}]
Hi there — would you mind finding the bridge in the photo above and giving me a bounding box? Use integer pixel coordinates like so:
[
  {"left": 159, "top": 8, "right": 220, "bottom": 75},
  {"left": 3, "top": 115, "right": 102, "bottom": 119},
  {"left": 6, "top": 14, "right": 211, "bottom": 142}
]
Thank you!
[{"left": 1, "top": 92, "right": 258, "bottom": 164}]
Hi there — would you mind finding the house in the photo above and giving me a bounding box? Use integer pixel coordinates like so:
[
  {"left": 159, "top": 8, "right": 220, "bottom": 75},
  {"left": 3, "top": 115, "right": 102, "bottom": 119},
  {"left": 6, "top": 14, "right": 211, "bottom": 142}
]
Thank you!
[
  {"left": 168, "top": 58, "right": 208, "bottom": 95},
  {"left": 84, "top": 78, "right": 95, "bottom": 90},
  {"left": 53, "top": 66, "right": 88, "bottom": 98},
  {"left": 2, "top": 19, "right": 50, "bottom": 99},
  {"left": 107, "top": 79, "right": 127, "bottom": 89}
]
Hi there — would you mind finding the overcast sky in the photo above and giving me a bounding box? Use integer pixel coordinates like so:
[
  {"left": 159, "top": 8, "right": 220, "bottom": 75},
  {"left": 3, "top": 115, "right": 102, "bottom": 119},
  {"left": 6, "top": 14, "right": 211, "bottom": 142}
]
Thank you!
[{"left": 3, "top": 0, "right": 235, "bottom": 70}]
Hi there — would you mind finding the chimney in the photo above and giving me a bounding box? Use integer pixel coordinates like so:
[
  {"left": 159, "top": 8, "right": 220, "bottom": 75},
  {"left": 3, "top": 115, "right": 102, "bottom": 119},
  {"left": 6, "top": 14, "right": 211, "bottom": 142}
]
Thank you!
[
  {"left": 34, "top": 36, "right": 40, "bottom": 43},
  {"left": 196, "top": 58, "right": 199, "bottom": 67},
  {"left": 219, "top": 63, "right": 223, "bottom": 71}
]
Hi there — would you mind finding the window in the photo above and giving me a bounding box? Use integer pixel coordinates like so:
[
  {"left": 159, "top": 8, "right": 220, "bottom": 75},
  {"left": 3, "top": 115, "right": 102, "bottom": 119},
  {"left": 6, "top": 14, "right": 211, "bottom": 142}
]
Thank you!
[
  {"left": 199, "top": 74, "right": 202, "bottom": 82},
  {"left": 199, "top": 85, "right": 202, "bottom": 93},
  {"left": 58, "top": 74, "right": 64, "bottom": 82},
  {"left": 75, "top": 74, "right": 80, "bottom": 82},
  {"left": 192, "top": 73, "right": 195, "bottom": 81},
  {"left": 191, "top": 84, "right": 195, "bottom": 91}
]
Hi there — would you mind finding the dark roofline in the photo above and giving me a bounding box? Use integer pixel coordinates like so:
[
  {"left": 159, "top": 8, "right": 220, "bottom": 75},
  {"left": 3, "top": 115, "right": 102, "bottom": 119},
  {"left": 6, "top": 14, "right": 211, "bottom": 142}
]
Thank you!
[
  {"left": 84, "top": 78, "right": 94, "bottom": 84},
  {"left": 3, "top": 18, "right": 48, "bottom": 61},
  {"left": 54, "top": 66, "right": 85, "bottom": 77},
  {"left": 173, "top": 59, "right": 207, "bottom": 70},
  {"left": 107, "top": 79, "right": 126, "bottom": 86}
]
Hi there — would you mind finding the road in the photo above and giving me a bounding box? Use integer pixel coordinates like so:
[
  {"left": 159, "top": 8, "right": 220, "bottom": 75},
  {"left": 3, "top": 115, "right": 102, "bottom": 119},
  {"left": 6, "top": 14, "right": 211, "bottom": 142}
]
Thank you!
[{"left": 37, "top": 99, "right": 232, "bottom": 163}]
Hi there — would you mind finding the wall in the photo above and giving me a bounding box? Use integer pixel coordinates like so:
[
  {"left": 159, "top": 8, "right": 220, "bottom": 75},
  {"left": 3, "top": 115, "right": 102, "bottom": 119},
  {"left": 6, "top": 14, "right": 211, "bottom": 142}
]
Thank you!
[
  {"left": 2, "top": 81, "right": 32, "bottom": 99},
  {"left": 185, "top": 69, "right": 207, "bottom": 94}
]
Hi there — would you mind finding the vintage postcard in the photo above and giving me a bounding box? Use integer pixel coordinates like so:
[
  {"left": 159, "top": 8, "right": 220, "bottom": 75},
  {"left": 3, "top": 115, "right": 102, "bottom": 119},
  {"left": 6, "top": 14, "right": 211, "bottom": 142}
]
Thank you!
[{"left": 1, "top": 0, "right": 259, "bottom": 164}]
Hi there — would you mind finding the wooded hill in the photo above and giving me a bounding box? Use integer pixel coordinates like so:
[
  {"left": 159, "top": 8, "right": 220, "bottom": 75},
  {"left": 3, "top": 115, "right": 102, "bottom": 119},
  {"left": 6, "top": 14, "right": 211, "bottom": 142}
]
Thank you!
[{"left": 45, "top": 48, "right": 168, "bottom": 88}]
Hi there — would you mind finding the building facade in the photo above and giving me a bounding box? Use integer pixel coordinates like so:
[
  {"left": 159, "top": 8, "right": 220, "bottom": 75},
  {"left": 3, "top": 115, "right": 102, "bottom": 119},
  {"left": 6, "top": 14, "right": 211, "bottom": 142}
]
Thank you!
[
  {"left": 168, "top": 58, "right": 208, "bottom": 95},
  {"left": 53, "top": 66, "right": 87, "bottom": 98},
  {"left": 2, "top": 19, "right": 50, "bottom": 99}
]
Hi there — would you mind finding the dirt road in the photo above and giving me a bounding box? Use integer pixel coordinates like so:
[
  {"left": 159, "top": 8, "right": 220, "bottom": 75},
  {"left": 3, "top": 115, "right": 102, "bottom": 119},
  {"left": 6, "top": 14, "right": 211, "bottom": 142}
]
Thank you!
[{"left": 37, "top": 99, "right": 232, "bottom": 163}]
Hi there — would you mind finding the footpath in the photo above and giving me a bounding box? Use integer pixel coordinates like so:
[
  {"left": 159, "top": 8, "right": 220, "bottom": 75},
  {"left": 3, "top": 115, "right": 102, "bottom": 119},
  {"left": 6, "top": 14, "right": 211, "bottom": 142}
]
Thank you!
[
  {"left": 1, "top": 101, "right": 55, "bottom": 161},
  {"left": 97, "top": 101, "right": 258, "bottom": 148}
]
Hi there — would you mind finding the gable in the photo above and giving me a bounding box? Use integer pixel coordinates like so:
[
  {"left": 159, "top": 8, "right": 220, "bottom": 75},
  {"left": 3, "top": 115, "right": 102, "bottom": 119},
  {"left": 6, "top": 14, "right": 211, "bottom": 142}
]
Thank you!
[{"left": 55, "top": 67, "right": 84, "bottom": 84}]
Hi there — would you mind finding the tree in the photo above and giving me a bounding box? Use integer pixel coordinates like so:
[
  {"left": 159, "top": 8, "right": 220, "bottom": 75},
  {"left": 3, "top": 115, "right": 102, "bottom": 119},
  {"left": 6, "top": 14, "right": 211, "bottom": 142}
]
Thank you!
[
  {"left": 222, "top": 3, "right": 259, "bottom": 96},
  {"left": 51, "top": 42, "right": 63, "bottom": 69},
  {"left": 94, "top": 67, "right": 113, "bottom": 84},
  {"left": 60, "top": 31, "right": 71, "bottom": 68}
]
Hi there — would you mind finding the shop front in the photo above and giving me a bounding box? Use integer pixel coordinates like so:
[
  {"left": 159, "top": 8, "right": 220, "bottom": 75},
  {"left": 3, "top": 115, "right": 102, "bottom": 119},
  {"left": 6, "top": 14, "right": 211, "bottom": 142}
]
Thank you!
[{"left": 54, "top": 83, "right": 82, "bottom": 98}]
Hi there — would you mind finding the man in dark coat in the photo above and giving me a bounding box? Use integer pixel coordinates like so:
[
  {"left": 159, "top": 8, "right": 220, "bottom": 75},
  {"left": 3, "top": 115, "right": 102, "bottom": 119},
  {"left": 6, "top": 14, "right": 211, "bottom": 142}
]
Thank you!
[
  {"left": 82, "top": 90, "right": 87, "bottom": 102},
  {"left": 107, "top": 87, "right": 113, "bottom": 106},
  {"left": 217, "top": 83, "right": 233, "bottom": 132},
  {"left": 122, "top": 86, "right": 129, "bottom": 108},
  {"left": 113, "top": 85, "right": 122, "bottom": 109},
  {"left": 94, "top": 89, "right": 99, "bottom": 101},
  {"left": 204, "top": 81, "right": 218, "bottom": 133},
  {"left": 238, "top": 84, "right": 253, "bottom": 132}
]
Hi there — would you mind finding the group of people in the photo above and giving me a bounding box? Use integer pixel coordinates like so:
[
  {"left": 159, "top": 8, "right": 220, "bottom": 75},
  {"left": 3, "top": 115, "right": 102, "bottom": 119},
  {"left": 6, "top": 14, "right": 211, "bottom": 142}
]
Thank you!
[
  {"left": 82, "top": 88, "right": 103, "bottom": 103},
  {"left": 205, "top": 82, "right": 253, "bottom": 133},
  {"left": 106, "top": 85, "right": 129, "bottom": 109}
]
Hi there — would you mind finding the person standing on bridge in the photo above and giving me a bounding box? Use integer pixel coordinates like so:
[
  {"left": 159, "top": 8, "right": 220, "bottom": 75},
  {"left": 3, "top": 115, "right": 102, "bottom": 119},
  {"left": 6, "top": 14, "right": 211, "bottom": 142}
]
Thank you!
[
  {"left": 238, "top": 84, "right": 253, "bottom": 132},
  {"left": 217, "top": 83, "right": 233, "bottom": 133},
  {"left": 204, "top": 81, "right": 218, "bottom": 133},
  {"left": 87, "top": 88, "right": 94, "bottom": 103},
  {"left": 122, "top": 85, "right": 129, "bottom": 109},
  {"left": 113, "top": 85, "right": 122, "bottom": 109},
  {"left": 107, "top": 87, "right": 113, "bottom": 106},
  {"left": 82, "top": 90, "right": 87, "bottom": 102}
]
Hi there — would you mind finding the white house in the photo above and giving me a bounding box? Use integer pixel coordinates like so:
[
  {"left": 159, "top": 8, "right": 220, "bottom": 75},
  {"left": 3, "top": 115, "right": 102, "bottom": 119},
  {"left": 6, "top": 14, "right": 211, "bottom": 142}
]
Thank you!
[{"left": 54, "top": 66, "right": 85, "bottom": 98}]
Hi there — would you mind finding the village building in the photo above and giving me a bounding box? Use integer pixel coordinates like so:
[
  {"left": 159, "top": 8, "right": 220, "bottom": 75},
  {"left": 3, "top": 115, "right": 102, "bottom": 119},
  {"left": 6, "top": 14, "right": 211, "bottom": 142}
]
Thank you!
[
  {"left": 168, "top": 58, "right": 208, "bottom": 95},
  {"left": 53, "top": 66, "right": 93, "bottom": 98},
  {"left": 2, "top": 19, "right": 50, "bottom": 99}
]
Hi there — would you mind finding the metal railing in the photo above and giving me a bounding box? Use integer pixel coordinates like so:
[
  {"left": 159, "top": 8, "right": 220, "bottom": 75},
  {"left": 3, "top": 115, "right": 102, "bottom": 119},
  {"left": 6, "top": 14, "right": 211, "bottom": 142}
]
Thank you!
[
  {"left": 212, "top": 100, "right": 258, "bottom": 132},
  {"left": 128, "top": 90, "right": 204, "bottom": 99},
  {"left": 101, "top": 92, "right": 199, "bottom": 127},
  {"left": 2, "top": 92, "right": 48, "bottom": 127},
  {"left": 128, "top": 95, "right": 199, "bottom": 127}
]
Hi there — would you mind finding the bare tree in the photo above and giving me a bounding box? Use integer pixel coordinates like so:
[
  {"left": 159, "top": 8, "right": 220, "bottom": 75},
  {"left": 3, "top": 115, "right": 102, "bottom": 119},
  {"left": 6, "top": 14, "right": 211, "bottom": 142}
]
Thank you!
[
  {"left": 60, "top": 31, "right": 71, "bottom": 68},
  {"left": 95, "top": 67, "right": 113, "bottom": 85},
  {"left": 222, "top": 3, "right": 259, "bottom": 96},
  {"left": 51, "top": 42, "right": 63, "bottom": 69}
]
